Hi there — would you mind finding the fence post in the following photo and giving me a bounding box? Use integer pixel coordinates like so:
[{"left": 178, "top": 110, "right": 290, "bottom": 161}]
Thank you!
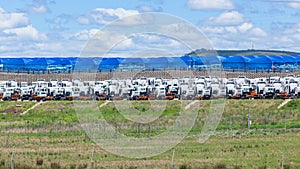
[
  {"left": 24, "top": 120, "right": 27, "bottom": 134},
  {"left": 72, "top": 122, "right": 74, "bottom": 136},
  {"left": 230, "top": 116, "right": 232, "bottom": 137},
  {"left": 121, "top": 120, "right": 124, "bottom": 135},
  {"left": 90, "top": 147, "right": 95, "bottom": 169},
  {"left": 148, "top": 123, "right": 151, "bottom": 136},
  {"left": 281, "top": 153, "right": 285, "bottom": 169},
  {"left": 171, "top": 148, "right": 175, "bottom": 169},
  {"left": 56, "top": 122, "right": 59, "bottom": 136},
  {"left": 284, "top": 114, "right": 287, "bottom": 131},
  {"left": 10, "top": 145, "right": 15, "bottom": 169},
  {"left": 248, "top": 106, "right": 251, "bottom": 130},
  {"left": 6, "top": 126, "right": 11, "bottom": 148},
  {"left": 103, "top": 122, "right": 107, "bottom": 138},
  {"left": 265, "top": 114, "right": 268, "bottom": 129},
  {"left": 157, "top": 117, "right": 160, "bottom": 131},
  {"left": 39, "top": 121, "right": 43, "bottom": 143}
]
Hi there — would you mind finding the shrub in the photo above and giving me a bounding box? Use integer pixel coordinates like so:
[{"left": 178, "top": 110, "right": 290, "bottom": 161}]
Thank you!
[
  {"left": 198, "top": 166, "right": 209, "bottom": 169},
  {"left": 283, "top": 164, "right": 291, "bottom": 169},
  {"left": 77, "top": 163, "right": 88, "bottom": 169},
  {"left": 14, "top": 163, "right": 32, "bottom": 169},
  {"left": 69, "top": 164, "right": 76, "bottom": 169},
  {"left": 0, "top": 160, "right": 5, "bottom": 167},
  {"left": 179, "top": 164, "right": 189, "bottom": 169},
  {"left": 127, "top": 166, "right": 137, "bottom": 169},
  {"left": 36, "top": 157, "right": 43, "bottom": 166},
  {"left": 233, "top": 165, "right": 242, "bottom": 169},
  {"left": 50, "top": 162, "right": 61, "bottom": 169},
  {"left": 258, "top": 165, "right": 267, "bottom": 169},
  {"left": 213, "top": 163, "right": 227, "bottom": 169}
]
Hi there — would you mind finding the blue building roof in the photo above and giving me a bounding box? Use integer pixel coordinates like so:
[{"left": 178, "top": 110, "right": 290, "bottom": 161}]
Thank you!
[{"left": 1, "top": 55, "right": 300, "bottom": 72}]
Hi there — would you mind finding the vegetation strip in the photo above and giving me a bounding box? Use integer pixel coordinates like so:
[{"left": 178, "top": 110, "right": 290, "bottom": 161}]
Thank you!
[{"left": 21, "top": 101, "right": 45, "bottom": 115}]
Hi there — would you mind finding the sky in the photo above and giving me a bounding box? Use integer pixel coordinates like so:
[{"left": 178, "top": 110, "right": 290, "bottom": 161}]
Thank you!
[{"left": 1, "top": 0, "right": 300, "bottom": 56}]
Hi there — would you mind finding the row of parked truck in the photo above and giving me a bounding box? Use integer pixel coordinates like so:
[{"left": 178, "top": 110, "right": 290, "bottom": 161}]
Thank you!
[{"left": 1, "top": 74, "right": 300, "bottom": 101}]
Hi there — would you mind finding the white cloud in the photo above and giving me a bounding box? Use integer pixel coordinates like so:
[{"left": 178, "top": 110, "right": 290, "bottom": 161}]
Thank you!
[
  {"left": 187, "top": 0, "right": 234, "bottom": 10},
  {"left": 90, "top": 8, "right": 139, "bottom": 25},
  {"left": 287, "top": 1, "right": 300, "bottom": 8},
  {"left": 69, "top": 29, "right": 100, "bottom": 41},
  {"left": 67, "top": 28, "right": 191, "bottom": 57},
  {"left": 238, "top": 22, "right": 253, "bottom": 33},
  {"left": 225, "top": 26, "right": 238, "bottom": 34},
  {"left": 77, "top": 8, "right": 148, "bottom": 26},
  {"left": 77, "top": 16, "right": 90, "bottom": 25},
  {"left": 110, "top": 13, "right": 149, "bottom": 26},
  {"left": 249, "top": 28, "right": 267, "bottom": 37},
  {"left": 0, "top": 8, "right": 53, "bottom": 56},
  {"left": 201, "top": 10, "right": 268, "bottom": 49},
  {"left": 136, "top": 5, "right": 162, "bottom": 12},
  {"left": 158, "top": 22, "right": 213, "bottom": 49},
  {"left": 208, "top": 11, "right": 244, "bottom": 26},
  {"left": 137, "top": 5, "right": 155, "bottom": 12},
  {"left": 3, "top": 25, "right": 47, "bottom": 41},
  {"left": 201, "top": 13, "right": 268, "bottom": 50},
  {"left": 202, "top": 19, "right": 300, "bottom": 51},
  {"left": 282, "top": 23, "right": 300, "bottom": 34},
  {"left": 29, "top": 5, "right": 48, "bottom": 14},
  {"left": 46, "top": 14, "right": 72, "bottom": 31},
  {"left": 0, "top": 8, "right": 5, "bottom": 13},
  {"left": 0, "top": 9, "right": 29, "bottom": 30},
  {"left": 203, "top": 24, "right": 267, "bottom": 38},
  {"left": 202, "top": 26, "right": 224, "bottom": 34},
  {"left": 112, "top": 38, "right": 135, "bottom": 52},
  {"left": 69, "top": 29, "right": 133, "bottom": 56},
  {"left": 280, "top": 23, "right": 300, "bottom": 42}
]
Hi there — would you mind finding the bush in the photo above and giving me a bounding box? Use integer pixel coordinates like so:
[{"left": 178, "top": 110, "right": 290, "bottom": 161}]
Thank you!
[
  {"left": 233, "top": 165, "right": 242, "bottom": 169},
  {"left": 258, "top": 165, "right": 267, "bottom": 169},
  {"left": 36, "top": 157, "right": 43, "bottom": 166},
  {"left": 213, "top": 163, "right": 227, "bottom": 169},
  {"left": 198, "top": 166, "right": 209, "bottom": 169},
  {"left": 14, "top": 163, "right": 32, "bottom": 169},
  {"left": 283, "top": 164, "right": 291, "bottom": 169},
  {"left": 77, "top": 163, "right": 88, "bottom": 169},
  {"left": 50, "top": 162, "right": 61, "bottom": 169},
  {"left": 127, "top": 166, "right": 137, "bottom": 169},
  {"left": 0, "top": 160, "right": 5, "bottom": 167},
  {"left": 69, "top": 164, "right": 76, "bottom": 169},
  {"left": 179, "top": 164, "right": 191, "bottom": 169}
]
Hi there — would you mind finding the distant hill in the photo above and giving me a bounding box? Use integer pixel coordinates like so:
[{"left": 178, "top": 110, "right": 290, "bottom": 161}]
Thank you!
[{"left": 186, "top": 49, "right": 300, "bottom": 56}]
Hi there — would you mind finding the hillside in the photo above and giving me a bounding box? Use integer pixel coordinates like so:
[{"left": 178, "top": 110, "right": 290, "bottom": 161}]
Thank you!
[{"left": 186, "top": 49, "right": 300, "bottom": 56}]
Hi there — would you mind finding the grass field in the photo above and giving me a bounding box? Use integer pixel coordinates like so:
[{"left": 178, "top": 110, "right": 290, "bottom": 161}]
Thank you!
[{"left": 0, "top": 99, "right": 299, "bottom": 169}]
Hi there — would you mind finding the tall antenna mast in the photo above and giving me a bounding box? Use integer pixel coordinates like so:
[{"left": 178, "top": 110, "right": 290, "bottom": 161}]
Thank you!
[{"left": 251, "top": 41, "right": 254, "bottom": 50}]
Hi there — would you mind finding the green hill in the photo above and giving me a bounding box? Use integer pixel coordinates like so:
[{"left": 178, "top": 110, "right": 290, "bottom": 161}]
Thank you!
[{"left": 186, "top": 49, "right": 300, "bottom": 56}]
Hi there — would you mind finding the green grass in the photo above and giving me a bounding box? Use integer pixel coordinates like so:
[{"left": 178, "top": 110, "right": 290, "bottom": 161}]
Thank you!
[
  {"left": 0, "top": 132, "right": 299, "bottom": 169},
  {"left": 0, "top": 101, "right": 36, "bottom": 114},
  {"left": 0, "top": 99, "right": 299, "bottom": 168},
  {"left": 0, "top": 101, "right": 77, "bottom": 125}
]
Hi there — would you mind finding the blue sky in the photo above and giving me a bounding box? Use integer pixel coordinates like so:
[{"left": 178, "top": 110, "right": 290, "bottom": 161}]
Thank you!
[{"left": 1, "top": 0, "right": 300, "bottom": 56}]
